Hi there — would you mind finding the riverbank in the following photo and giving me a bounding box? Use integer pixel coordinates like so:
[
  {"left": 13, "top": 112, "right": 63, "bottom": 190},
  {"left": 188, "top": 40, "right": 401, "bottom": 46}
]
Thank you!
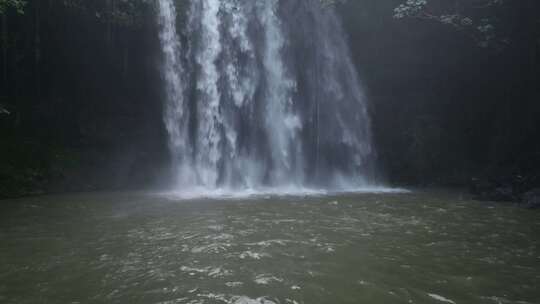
[{"left": 0, "top": 137, "right": 168, "bottom": 200}]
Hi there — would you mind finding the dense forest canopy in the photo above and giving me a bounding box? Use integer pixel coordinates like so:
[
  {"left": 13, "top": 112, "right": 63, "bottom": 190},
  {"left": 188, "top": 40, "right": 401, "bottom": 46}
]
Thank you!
[{"left": 0, "top": 0, "right": 539, "bottom": 198}]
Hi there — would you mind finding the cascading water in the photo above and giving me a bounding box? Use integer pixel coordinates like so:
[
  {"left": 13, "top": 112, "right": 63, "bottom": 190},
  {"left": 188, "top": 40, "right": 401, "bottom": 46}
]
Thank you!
[{"left": 157, "top": 0, "right": 377, "bottom": 192}]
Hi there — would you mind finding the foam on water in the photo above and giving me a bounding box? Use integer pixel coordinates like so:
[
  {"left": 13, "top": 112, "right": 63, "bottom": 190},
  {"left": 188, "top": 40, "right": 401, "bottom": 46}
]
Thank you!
[
  {"left": 254, "top": 274, "right": 284, "bottom": 285},
  {"left": 427, "top": 293, "right": 456, "bottom": 304},
  {"left": 159, "top": 185, "right": 409, "bottom": 200}
]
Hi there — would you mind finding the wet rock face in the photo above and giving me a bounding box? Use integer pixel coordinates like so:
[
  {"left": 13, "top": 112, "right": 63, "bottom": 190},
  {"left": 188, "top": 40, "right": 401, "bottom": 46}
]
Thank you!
[
  {"left": 522, "top": 189, "right": 540, "bottom": 209},
  {"left": 469, "top": 178, "right": 517, "bottom": 202},
  {"left": 490, "top": 186, "right": 516, "bottom": 202},
  {"left": 470, "top": 175, "right": 540, "bottom": 209}
]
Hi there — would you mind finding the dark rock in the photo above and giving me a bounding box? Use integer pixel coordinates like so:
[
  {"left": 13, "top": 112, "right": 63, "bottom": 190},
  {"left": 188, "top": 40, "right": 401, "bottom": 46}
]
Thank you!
[
  {"left": 470, "top": 177, "right": 517, "bottom": 202},
  {"left": 491, "top": 186, "right": 516, "bottom": 202},
  {"left": 469, "top": 178, "right": 495, "bottom": 197},
  {"left": 521, "top": 189, "right": 540, "bottom": 209}
]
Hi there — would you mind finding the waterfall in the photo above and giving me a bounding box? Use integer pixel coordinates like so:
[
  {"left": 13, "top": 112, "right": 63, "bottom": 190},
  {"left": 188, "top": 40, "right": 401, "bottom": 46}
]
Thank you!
[
  {"left": 157, "top": 0, "right": 377, "bottom": 191},
  {"left": 156, "top": 0, "right": 193, "bottom": 185}
]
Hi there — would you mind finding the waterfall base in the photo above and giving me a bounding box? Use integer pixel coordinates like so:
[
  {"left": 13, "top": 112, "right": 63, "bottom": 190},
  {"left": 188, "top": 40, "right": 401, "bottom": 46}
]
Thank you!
[{"left": 160, "top": 186, "right": 408, "bottom": 200}]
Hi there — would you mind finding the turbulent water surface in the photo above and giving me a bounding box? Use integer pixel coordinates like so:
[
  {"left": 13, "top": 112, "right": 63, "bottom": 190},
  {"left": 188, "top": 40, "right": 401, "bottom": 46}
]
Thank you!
[{"left": 1, "top": 191, "right": 539, "bottom": 303}]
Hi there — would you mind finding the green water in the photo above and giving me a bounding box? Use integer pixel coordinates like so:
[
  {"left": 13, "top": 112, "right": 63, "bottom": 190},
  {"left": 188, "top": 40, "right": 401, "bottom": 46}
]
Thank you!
[{"left": 0, "top": 190, "right": 539, "bottom": 303}]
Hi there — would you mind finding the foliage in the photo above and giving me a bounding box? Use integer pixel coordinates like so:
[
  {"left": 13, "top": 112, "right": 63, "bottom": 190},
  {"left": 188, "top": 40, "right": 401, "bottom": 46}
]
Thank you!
[
  {"left": 0, "top": 104, "right": 10, "bottom": 115},
  {"left": 0, "top": 0, "right": 25, "bottom": 15},
  {"left": 61, "top": 0, "right": 153, "bottom": 28},
  {"left": 393, "top": 0, "right": 509, "bottom": 48},
  {"left": 336, "top": 0, "right": 538, "bottom": 49}
]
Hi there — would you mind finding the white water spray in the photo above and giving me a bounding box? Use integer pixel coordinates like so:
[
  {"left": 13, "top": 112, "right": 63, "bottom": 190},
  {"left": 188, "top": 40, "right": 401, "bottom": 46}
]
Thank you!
[{"left": 157, "top": 0, "right": 378, "bottom": 191}]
